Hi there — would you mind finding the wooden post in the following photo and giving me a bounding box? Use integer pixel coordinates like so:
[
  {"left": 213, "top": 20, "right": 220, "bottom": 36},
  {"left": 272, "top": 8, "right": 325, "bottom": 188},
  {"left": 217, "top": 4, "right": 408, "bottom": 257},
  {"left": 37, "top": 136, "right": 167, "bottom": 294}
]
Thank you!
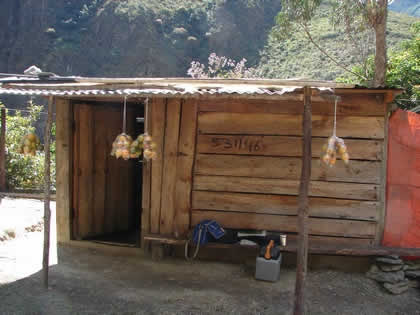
[
  {"left": 43, "top": 96, "right": 54, "bottom": 289},
  {"left": 0, "top": 107, "right": 6, "bottom": 191},
  {"left": 293, "top": 87, "right": 312, "bottom": 315}
]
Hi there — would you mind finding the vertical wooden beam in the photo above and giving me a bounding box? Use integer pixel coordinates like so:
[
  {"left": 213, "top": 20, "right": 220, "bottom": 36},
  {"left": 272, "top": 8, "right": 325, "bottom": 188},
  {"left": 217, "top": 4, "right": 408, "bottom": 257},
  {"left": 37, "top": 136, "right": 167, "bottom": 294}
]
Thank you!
[
  {"left": 150, "top": 98, "right": 166, "bottom": 234},
  {"left": 160, "top": 98, "right": 182, "bottom": 235},
  {"left": 141, "top": 99, "right": 152, "bottom": 249},
  {"left": 43, "top": 96, "right": 54, "bottom": 289},
  {"left": 293, "top": 87, "right": 312, "bottom": 315},
  {"left": 55, "top": 98, "right": 72, "bottom": 243},
  {"left": 0, "top": 107, "right": 6, "bottom": 191},
  {"left": 173, "top": 99, "right": 198, "bottom": 238}
]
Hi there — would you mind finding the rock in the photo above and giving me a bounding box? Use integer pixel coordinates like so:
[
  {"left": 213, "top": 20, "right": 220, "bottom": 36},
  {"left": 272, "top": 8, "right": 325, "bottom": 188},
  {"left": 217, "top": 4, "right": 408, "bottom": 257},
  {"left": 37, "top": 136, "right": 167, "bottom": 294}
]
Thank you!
[
  {"left": 384, "top": 255, "right": 400, "bottom": 260},
  {"left": 383, "top": 280, "right": 410, "bottom": 295},
  {"left": 366, "top": 265, "right": 405, "bottom": 284},
  {"left": 405, "top": 270, "right": 420, "bottom": 279},
  {"left": 408, "top": 279, "right": 419, "bottom": 288},
  {"left": 376, "top": 257, "right": 404, "bottom": 265},
  {"left": 404, "top": 260, "right": 420, "bottom": 271},
  {"left": 378, "top": 263, "right": 403, "bottom": 272}
]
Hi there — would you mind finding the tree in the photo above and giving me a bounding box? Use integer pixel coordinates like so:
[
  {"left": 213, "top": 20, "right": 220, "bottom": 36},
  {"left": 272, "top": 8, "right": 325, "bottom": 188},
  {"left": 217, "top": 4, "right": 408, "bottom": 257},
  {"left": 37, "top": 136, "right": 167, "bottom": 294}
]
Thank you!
[
  {"left": 277, "top": 0, "right": 394, "bottom": 87},
  {"left": 339, "top": 21, "right": 420, "bottom": 109}
]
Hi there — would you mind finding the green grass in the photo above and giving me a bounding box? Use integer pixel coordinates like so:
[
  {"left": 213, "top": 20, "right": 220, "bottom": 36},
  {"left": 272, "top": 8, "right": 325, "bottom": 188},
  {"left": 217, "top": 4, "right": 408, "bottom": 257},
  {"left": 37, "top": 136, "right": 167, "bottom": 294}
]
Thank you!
[{"left": 257, "top": 9, "right": 419, "bottom": 80}]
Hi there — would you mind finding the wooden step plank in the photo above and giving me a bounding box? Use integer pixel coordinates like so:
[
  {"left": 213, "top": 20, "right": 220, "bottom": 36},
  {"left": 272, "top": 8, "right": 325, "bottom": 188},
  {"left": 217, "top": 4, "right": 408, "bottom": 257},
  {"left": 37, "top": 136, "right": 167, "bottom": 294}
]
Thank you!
[
  {"left": 197, "top": 95, "right": 386, "bottom": 116},
  {"left": 198, "top": 112, "right": 384, "bottom": 139},
  {"left": 192, "top": 191, "right": 379, "bottom": 221},
  {"left": 194, "top": 176, "right": 379, "bottom": 201},
  {"left": 197, "top": 135, "right": 382, "bottom": 161},
  {"left": 195, "top": 154, "right": 381, "bottom": 184},
  {"left": 191, "top": 211, "right": 377, "bottom": 238}
]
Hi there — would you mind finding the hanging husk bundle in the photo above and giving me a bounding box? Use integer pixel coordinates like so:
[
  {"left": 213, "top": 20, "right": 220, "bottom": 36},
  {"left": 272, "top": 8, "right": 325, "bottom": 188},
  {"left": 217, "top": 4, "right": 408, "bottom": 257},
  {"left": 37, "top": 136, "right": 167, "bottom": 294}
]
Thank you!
[
  {"left": 19, "top": 133, "right": 42, "bottom": 156},
  {"left": 111, "top": 133, "right": 133, "bottom": 160}
]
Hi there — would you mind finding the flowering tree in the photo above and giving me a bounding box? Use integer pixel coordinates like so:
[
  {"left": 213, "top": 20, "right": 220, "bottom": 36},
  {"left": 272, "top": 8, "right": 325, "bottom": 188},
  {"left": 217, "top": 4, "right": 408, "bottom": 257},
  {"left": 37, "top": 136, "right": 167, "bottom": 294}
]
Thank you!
[{"left": 187, "top": 53, "right": 260, "bottom": 79}]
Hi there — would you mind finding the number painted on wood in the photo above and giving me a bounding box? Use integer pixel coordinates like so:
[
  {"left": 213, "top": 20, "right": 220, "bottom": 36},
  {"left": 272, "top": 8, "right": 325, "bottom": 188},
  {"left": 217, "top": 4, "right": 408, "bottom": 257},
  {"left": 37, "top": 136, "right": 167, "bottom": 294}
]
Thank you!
[{"left": 211, "top": 136, "right": 264, "bottom": 153}]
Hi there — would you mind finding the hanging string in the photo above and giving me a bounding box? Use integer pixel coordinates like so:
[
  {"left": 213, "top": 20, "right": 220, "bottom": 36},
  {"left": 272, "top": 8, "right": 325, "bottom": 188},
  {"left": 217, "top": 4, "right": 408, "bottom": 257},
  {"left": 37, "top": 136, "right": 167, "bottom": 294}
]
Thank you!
[
  {"left": 333, "top": 96, "right": 338, "bottom": 137},
  {"left": 122, "top": 96, "right": 127, "bottom": 134},
  {"left": 144, "top": 98, "right": 149, "bottom": 135}
]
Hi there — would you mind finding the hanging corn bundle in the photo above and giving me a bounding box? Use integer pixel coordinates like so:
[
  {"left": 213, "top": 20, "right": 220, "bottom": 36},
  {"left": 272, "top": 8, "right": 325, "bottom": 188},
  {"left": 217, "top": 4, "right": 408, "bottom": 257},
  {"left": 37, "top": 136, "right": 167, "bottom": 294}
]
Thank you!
[
  {"left": 129, "top": 133, "right": 157, "bottom": 160},
  {"left": 142, "top": 133, "right": 157, "bottom": 160},
  {"left": 19, "top": 132, "right": 42, "bottom": 156},
  {"left": 111, "top": 96, "right": 133, "bottom": 160},
  {"left": 321, "top": 97, "right": 350, "bottom": 167}
]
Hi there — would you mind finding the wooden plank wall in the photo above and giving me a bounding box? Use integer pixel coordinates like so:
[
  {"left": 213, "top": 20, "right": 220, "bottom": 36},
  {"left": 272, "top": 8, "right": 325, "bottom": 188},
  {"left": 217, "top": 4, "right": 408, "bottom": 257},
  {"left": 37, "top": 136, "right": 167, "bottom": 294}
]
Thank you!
[
  {"left": 148, "top": 98, "right": 198, "bottom": 237},
  {"left": 191, "top": 95, "right": 387, "bottom": 247}
]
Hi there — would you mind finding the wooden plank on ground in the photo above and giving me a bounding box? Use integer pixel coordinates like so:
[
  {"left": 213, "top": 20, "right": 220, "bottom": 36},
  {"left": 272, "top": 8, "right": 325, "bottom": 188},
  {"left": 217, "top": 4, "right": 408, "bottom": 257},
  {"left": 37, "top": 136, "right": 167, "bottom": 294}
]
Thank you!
[
  {"left": 197, "top": 95, "right": 386, "bottom": 116},
  {"left": 195, "top": 154, "right": 381, "bottom": 184},
  {"left": 192, "top": 191, "right": 379, "bottom": 221},
  {"left": 193, "top": 176, "right": 379, "bottom": 201},
  {"left": 191, "top": 211, "right": 376, "bottom": 238},
  {"left": 173, "top": 99, "right": 198, "bottom": 238},
  {"left": 198, "top": 112, "right": 384, "bottom": 139},
  {"left": 197, "top": 135, "right": 382, "bottom": 160},
  {"left": 77, "top": 104, "right": 94, "bottom": 239},
  {"left": 150, "top": 98, "right": 167, "bottom": 234},
  {"left": 160, "top": 98, "right": 182, "bottom": 235}
]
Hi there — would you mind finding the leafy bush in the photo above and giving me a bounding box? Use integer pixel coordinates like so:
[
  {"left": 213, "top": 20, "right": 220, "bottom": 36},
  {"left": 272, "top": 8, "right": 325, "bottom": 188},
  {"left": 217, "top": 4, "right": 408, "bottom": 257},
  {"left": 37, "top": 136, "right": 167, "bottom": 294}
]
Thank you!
[{"left": 1, "top": 101, "right": 56, "bottom": 190}]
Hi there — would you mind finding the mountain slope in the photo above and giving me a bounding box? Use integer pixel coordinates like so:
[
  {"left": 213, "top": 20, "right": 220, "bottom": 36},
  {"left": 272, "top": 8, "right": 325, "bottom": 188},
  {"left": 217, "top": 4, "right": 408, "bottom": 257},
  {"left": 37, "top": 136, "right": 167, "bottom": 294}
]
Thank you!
[
  {"left": 390, "top": 0, "right": 420, "bottom": 17},
  {"left": 257, "top": 9, "right": 419, "bottom": 80}
]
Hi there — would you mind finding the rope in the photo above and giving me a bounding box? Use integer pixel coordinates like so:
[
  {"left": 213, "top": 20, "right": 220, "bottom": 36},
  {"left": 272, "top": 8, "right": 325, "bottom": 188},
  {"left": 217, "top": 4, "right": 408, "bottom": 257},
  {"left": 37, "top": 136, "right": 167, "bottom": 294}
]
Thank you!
[
  {"left": 144, "top": 98, "right": 149, "bottom": 134},
  {"left": 333, "top": 97, "right": 338, "bottom": 137},
  {"left": 122, "top": 96, "right": 127, "bottom": 134},
  {"left": 185, "top": 227, "right": 203, "bottom": 261}
]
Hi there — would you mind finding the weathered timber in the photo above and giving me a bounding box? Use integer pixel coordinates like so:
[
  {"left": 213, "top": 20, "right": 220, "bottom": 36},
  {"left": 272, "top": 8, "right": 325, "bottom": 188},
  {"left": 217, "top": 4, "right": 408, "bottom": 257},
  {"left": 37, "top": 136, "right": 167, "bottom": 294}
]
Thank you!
[
  {"left": 150, "top": 98, "right": 166, "bottom": 234},
  {"left": 198, "top": 112, "right": 385, "bottom": 139},
  {"left": 77, "top": 104, "right": 94, "bottom": 238},
  {"left": 197, "top": 95, "right": 386, "bottom": 116},
  {"left": 160, "top": 99, "right": 181, "bottom": 235},
  {"left": 0, "top": 107, "right": 5, "bottom": 191},
  {"left": 191, "top": 211, "right": 376, "bottom": 238},
  {"left": 173, "top": 99, "right": 198, "bottom": 238},
  {"left": 191, "top": 191, "right": 379, "bottom": 221},
  {"left": 294, "top": 86, "right": 311, "bottom": 315},
  {"left": 43, "top": 96, "right": 54, "bottom": 289},
  {"left": 55, "top": 98, "right": 72, "bottom": 242},
  {"left": 193, "top": 176, "right": 379, "bottom": 201},
  {"left": 195, "top": 154, "right": 381, "bottom": 184},
  {"left": 141, "top": 100, "right": 152, "bottom": 248},
  {"left": 197, "top": 135, "right": 382, "bottom": 161}
]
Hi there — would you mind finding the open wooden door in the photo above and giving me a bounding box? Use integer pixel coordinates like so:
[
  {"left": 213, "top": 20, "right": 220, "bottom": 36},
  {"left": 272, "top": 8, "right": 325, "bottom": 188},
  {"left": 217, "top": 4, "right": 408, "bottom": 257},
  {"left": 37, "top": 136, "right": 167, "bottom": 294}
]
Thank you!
[{"left": 72, "top": 102, "right": 143, "bottom": 243}]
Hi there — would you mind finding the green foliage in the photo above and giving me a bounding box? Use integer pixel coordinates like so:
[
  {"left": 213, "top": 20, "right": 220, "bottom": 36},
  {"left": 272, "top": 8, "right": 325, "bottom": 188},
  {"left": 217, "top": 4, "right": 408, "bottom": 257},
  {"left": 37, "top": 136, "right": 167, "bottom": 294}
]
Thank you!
[
  {"left": 259, "top": 9, "right": 418, "bottom": 80},
  {"left": 2, "top": 101, "right": 56, "bottom": 190},
  {"left": 338, "top": 22, "right": 420, "bottom": 109}
]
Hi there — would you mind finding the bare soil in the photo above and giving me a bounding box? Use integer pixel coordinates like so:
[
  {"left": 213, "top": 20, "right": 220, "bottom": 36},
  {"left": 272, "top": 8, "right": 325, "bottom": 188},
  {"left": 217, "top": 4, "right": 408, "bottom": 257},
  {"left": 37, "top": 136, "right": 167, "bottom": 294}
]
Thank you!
[{"left": 0, "top": 198, "right": 419, "bottom": 315}]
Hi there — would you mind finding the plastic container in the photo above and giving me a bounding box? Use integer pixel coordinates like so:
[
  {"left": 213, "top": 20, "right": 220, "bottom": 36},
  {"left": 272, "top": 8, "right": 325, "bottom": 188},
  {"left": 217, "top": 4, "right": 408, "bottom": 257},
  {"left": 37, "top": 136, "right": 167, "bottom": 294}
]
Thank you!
[{"left": 255, "top": 253, "right": 282, "bottom": 282}]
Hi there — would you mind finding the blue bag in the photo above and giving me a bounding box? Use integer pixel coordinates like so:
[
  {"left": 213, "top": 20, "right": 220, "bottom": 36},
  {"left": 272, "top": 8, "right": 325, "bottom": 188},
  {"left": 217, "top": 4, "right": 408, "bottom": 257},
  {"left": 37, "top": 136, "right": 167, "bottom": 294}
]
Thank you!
[{"left": 192, "top": 220, "right": 225, "bottom": 245}]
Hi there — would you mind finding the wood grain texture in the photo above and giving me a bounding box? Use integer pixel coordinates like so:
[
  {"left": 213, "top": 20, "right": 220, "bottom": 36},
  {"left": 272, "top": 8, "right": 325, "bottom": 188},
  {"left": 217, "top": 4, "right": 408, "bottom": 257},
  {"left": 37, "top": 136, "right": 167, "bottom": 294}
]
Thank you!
[
  {"left": 195, "top": 154, "right": 381, "bottom": 184},
  {"left": 141, "top": 101, "right": 152, "bottom": 245},
  {"left": 198, "top": 112, "right": 384, "bottom": 139},
  {"left": 55, "top": 98, "right": 72, "bottom": 243},
  {"left": 192, "top": 191, "right": 378, "bottom": 221},
  {"left": 77, "top": 104, "right": 94, "bottom": 239},
  {"left": 173, "top": 99, "right": 198, "bottom": 238},
  {"left": 160, "top": 98, "right": 182, "bottom": 235},
  {"left": 191, "top": 211, "right": 377, "bottom": 238},
  {"left": 197, "top": 135, "right": 382, "bottom": 161},
  {"left": 198, "top": 95, "right": 386, "bottom": 116},
  {"left": 150, "top": 98, "right": 167, "bottom": 234},
  {"left": 193, "top": 176, "right": 379, "bottom": 201}
]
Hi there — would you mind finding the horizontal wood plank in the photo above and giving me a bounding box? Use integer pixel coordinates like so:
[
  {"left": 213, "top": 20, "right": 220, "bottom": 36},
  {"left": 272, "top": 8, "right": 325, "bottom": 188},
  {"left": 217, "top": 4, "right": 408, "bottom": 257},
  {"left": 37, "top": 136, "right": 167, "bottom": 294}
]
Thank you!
[
  {"left": 192, "top": 191, "right": 379, "bottom": 221},
  {"left": 193, "top": 176, "right": 379, "bottom": 201},
  {"left": 197, "top": 135, "right": 382, "bottom": 161},
  {"left": 198, "top": 112, "right": 384, "bottom": 139},
  {"left": 191, "top": 211, "right": 376, "bottom": 238},
  {"left": 198, "top": 96, "right": 386, "bottom": 116},
  {"left": 195, "top": 154, "right": 381, "bottom": 184}
]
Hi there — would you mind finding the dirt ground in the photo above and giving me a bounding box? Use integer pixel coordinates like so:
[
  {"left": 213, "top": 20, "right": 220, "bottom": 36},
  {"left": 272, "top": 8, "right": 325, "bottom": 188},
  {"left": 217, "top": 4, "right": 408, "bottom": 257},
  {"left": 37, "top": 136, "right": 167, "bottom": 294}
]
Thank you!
[{"left": 0, "top": 198, "right": 419, "bottom": 315}]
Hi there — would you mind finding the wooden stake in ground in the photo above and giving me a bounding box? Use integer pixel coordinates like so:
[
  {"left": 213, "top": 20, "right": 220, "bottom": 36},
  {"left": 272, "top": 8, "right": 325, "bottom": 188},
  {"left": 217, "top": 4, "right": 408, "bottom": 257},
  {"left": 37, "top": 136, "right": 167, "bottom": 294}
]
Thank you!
[
  {"left": 43, "top": 96, "right": 54, "bottom": 289},
  {"left": 0, "top": 107, "right": 6, "bottom": 191},
  {"left": 293, "top": 86, "right": 312, "bottom": 315}
]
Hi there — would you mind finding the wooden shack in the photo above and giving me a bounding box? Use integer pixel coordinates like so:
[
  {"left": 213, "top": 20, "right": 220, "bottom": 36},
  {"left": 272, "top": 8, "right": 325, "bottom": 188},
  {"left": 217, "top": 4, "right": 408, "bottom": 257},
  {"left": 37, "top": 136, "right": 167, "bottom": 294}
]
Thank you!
[{"left": 0, "top": 77, "right": 402, "bottom": 254}]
